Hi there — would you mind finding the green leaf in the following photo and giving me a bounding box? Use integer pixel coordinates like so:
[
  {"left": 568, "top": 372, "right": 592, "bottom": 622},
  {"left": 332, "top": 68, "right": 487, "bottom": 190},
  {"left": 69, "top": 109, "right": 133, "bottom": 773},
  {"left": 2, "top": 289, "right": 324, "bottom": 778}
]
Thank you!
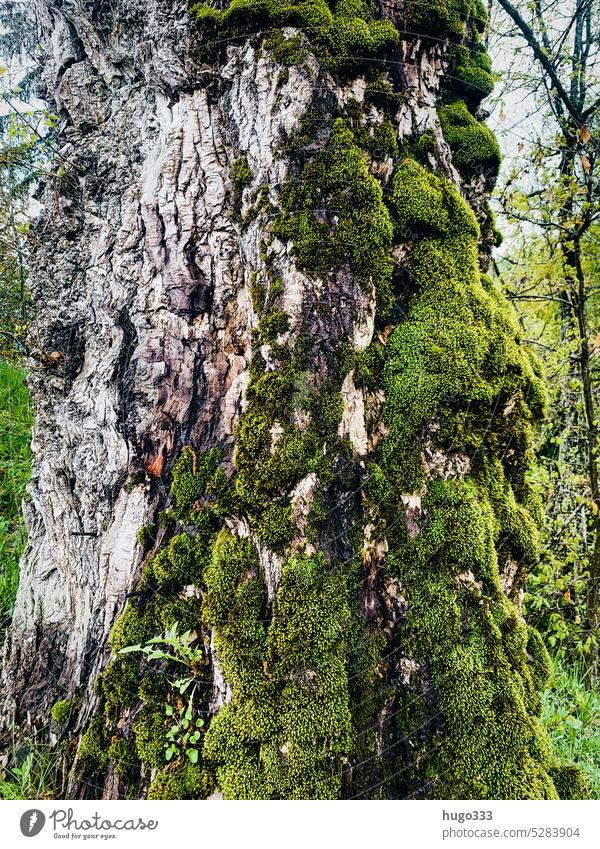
[
  {"left": 119, "top": 644, "right": 142, "bottom": 654},
  {"left": 187, "top": 748, "right": 199, "bottom": 764}
]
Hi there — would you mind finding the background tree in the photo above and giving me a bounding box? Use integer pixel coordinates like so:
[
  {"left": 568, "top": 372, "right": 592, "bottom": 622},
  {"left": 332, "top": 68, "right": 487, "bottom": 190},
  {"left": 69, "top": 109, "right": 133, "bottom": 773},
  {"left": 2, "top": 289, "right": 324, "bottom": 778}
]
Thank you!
[{"left": 492, "top": 0, "right": 600, "bottom": 680}]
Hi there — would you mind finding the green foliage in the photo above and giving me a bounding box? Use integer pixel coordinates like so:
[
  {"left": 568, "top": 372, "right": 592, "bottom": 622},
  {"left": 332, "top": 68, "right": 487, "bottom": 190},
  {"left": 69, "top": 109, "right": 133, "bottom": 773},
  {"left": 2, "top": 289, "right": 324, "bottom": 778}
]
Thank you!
[
  {"left": 542, "top": 658, "right": 599, "bottom": 798},
  {"left": 0, "top": 360, "right": 31, "bottom": 626}
]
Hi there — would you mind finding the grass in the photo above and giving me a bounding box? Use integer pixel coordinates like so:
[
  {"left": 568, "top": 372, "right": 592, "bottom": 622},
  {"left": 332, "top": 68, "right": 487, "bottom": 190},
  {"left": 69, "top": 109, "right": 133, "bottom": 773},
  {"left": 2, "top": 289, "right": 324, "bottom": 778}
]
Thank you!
[
  {"left": 542, "top": 657, "right": 600, "bottom": 799},
  {"left": 0, "top": 358, "right": 31, "bottom": 627},
  {"left": 0, "top": 732, "right": 65, "bottom": 800}
]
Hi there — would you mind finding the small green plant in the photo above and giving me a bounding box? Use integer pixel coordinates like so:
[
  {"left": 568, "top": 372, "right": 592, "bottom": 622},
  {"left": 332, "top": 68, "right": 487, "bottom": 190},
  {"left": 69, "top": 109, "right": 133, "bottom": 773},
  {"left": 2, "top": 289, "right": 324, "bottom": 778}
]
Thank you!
[{"left": 120, "top": 623, "right": 206, "bottom": 765}]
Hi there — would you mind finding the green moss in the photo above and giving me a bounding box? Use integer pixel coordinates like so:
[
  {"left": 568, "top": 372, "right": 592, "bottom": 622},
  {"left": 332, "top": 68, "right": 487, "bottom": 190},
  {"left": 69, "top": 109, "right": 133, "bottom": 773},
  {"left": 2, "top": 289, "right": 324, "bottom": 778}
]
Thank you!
[
  {"left": 232, "top": 156, "right": 252, "bottom": 216},
  {"left": 365, "top": 74, "right": 404, "bottom": 109},
  {"left": 109, "top": 602, "right": 152, "bottom": 654},
  {"left": 369, "top": 155, "right": 562, "bottom": 798},
  {"left": 549, "top": 764, "right": 589, "bottom": 800},
  {"left": 86, "top": 17, "right": 566, "bottom": 799},
  {"left": 273, "top": 118, "right": 394, "bottom": 316},
  {"left": 438, "top": 100, "right": 501, "bottom": 177},
  {"left": 264, "top": 30, "right": 307, "bottom": 66},
  {"left": 136, "top": 524, "right": 155, "bottom": 549},
  {"left": 148, "top": 764, "right": 216, "bottom": 800},
  {"left": 133, "top": 706, "right": 167, "bottom": 770},
  {"left": 108, "top": 737, "right": 139, "bottom": 783},
  {"left": 103, "top": 656, "right": 141, "bottom": 716},
  {"left": 169, "top": 445, "right": 228, "bottom": 521},
  {"left": 78, "top": 716, "right": 109, "bottom": 777},
  {"left": 449, "top": 44, "right": 496, "bottom": 107},
  {"left": 190, "top": 0, "right": 399, "bottom": 72},
  {"left": 526, "top": 627, "right": 553, "bottom": 693},
  {"left": 404, "top": 0, "right": 482, "bottom": 42}
]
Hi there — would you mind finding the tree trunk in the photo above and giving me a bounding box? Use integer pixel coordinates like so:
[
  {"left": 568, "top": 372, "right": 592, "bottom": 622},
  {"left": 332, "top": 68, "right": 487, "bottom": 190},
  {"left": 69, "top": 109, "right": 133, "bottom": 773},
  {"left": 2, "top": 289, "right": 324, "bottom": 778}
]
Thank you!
[{"left": 0, "top": 0, "right": 587, "bottom": 800}]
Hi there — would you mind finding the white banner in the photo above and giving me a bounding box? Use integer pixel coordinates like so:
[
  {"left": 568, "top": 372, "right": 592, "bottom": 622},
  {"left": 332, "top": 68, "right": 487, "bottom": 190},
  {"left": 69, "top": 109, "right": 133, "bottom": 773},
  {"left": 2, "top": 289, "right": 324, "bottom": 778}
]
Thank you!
[{"left": 0, "top": 800, "right": 598, "bottom": 848}]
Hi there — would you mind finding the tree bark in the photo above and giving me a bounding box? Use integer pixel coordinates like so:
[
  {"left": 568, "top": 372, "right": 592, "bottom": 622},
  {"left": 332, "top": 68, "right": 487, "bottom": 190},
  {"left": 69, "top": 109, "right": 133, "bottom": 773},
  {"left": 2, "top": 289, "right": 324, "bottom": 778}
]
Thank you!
[{"left": 0, "top": 0, "right": 586, "bottom": 800}]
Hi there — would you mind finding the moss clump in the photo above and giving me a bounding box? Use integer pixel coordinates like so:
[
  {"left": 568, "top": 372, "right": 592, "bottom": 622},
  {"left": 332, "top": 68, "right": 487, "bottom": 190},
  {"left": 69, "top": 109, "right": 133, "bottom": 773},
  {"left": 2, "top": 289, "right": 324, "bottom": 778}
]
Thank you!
[
  {"left": 50, "top": 698, "right": 78, "bottom": 725},
  {"left": 108, "top": 737, "right": 139, "bottom": 783},
  {"left": 109, "top": 602, "right": 152, "bottom": 654},
  {"left": 202, "top": 539, "right": 353, "bottom": 799},
  {"left": 404, "top": 0, "right": 484, "bottom": 41},
  {"left": 273, "top": 118, "right": 394, "bottom": 316},
  {"left": 148, "top": 764, "right": 216, "bottom": 800},
  {"left": 168, "top": 445, "right": 229, "bottom": 523},
  {"left": 264, "top": 30, "right": 307, "bottom": 66},
  {"left": 380, "top": 158, "right": 542, "bottom": 495},
  {"left": 82, "top": 447, "right": 229, "bottom": 793},
  {"left": 438, "top": 100, "right": 501, "bottom": 178},
  {"left": 78, "top": 716, "right": 109, "bottom": 777},
  {"left": 232, "top": 157, "right": 252, "bottom": 216},
  {"left": 190, "top": 0, "right": 399, "bottom": 71},
  {"left": 549, "top": 764, "right": 589, "bottom": 800},
  {"left": 526, "top": 627, "right": 553, "bottom": 693}
]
